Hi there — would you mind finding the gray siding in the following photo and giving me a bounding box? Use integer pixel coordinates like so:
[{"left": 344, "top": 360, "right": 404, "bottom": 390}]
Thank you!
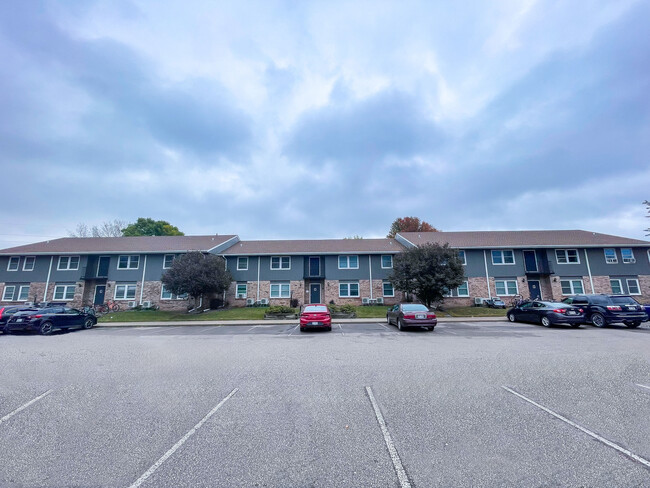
[
  {"left": 464, "top": 250, "right": 488, "bottom": 277},
  {"left": 259, "top": 256, "right": 302, "bottom": 281},
  {"left": 324, "top": 255, "right": 369, "bottom": 280},
  {"left": 226, "top": 256, "right": 260, "bottom": 282},
  {"left": 586, "top": 247, "right": 650, "bottom": 276},
  {"left": 485, "top": 249, "right": 526, "bottom": 277},
  {"left": 0, "top": 255, "right": 51, "bottom": 282}
]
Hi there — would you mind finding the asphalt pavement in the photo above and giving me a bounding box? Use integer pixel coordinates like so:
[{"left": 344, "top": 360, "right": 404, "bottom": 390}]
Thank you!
[{"left": 1, "top": 320, "right": 649, "bottom": 487}]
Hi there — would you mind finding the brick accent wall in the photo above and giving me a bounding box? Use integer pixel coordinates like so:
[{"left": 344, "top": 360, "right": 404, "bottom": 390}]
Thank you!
[
  {"left": 0, "top": 282, "right": 47, "bottom": 305},
  {"left": 639, "top": 275, "right": 650, "bottom": 303}
]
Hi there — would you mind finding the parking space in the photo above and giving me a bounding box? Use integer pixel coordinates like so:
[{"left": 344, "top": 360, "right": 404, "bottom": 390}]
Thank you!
[{"left": 1, "top": 321, "right": 649, "bottom": 486}]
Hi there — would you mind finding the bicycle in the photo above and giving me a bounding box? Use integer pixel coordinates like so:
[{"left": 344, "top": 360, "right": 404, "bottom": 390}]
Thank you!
[
  {"left": 510, "top": 295, "right": 525, "bottom": 307},
  {"left": 96, "top": 300, "right": 121, "bottom": 314}
]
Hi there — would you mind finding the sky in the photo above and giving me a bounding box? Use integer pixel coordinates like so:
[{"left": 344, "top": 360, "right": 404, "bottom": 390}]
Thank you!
[{"left": 1, "top": 0, "right": 649, "bottom": 249}]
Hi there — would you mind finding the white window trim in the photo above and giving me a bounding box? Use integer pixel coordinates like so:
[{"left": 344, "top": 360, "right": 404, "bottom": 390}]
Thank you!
[
  {"left": 604, "top": 248, "right": 618, "bottom": 264},
  {"left": 17, "top": 285, "right": 30, "bottom": 301},
  {"left": 621, "top": 248, "right": 635, "bottom": 264},
  {"left": 7, "top": 256, "right": 20, "bottom": 271},
  {"left": 53, "top": 284, "right": 76, "bottom": 301},
  {"left": 555, "top": 249, "right": 580, "bottom": 264},
  {"left": 382, "top": 281, "right": 395, "bottom": 297},
  {"left": 609, "top": 278, "right": 623, "bottom": 295},
  {"left": 2, "top": 286, "right": 16, "bottom": 301},
  {"left": 161, "top": 284, "right": 187, "bottom": 300},
  {"left": 456, "top": 281, "right": 470, "bottom": 297},
  {"left": 237, "top": 257, "right": 249, "bottom": 271},
  {"left": 114, "top": 283, "right": 137, "bottom": 300},
  {"left": 626, "top": 278, "right": 641, "bottom": 295},
  {"left": 339, "top": 281, "right": 360, "bottom": 298},
  {"left": 57, "top": 256, "right": 80, "bottom": 271},
  {"left": 117, "top": 255, "right": 140, "bottom": 270},
  {"left": 381, "top": 255, "right": 393, "bottom": 269},
  {"left": 458, "top": 250, "right": 466, "bottom": 266},
  {"left": 270, "top": 282, "right": 290, "bottom": 298},
  {"left": 22, "top": 256, "right": 36, "bottom": 271},
  {"left": 494, "top": 279, "right": 519, "bottom": 296},
  {"left": 338, "top": 255, "right": 359, "bottom": 270},
  {"left": 491, "top": 250, "right": 515, "bottom": 265},
  {"left": 163, "top": 254, "right": 175, "bottom": 269},
  {"left": 270, "top": 256, "right": 291, "bottom": 270},
  {"left": 560, "top": 279, "right": 584, "bottom": 296},
  {"left": 235, "top": 283, "right": 247, "bottom": 299}
]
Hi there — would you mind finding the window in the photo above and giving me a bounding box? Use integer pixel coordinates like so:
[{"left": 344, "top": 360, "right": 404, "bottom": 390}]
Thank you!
[
  {"left": 381, "top": 255, "right": 393, "bottom": 269},
  {"left": 604, "top": 248, "right": 617, "bottom": 264},
  {"left": 163, "top": 254, "right": 175, "bottom": 269},
  {"left": 57, "top": 256, "right": 80, "bottom": 271},
  {"left": 161, "top": 285, "right": 187, "bottom": 300},
  {"left": 338, "top": 255, "right": 359, "bottom": 269},
  {"left": 270, "top": 282, "right": 290, "bottom": 298},
  {"left": 627, "top": 279, "right": 641, "bottom": 295},
  {"left": 17, "top": 285, "right": 30, "bottom": 301},
  {"left": 610, "top": 279, "right": 623, "bottom": 295},
  {"left": 270, "top": 256, "right": 290, "bottom": 270},
  {"left": 2, "top": 286, "right": 15, "bottom": 301},
  {"left": 22, "top": 256, "right": 35, "bottom": 271},
  {"left": 114, "top": 284, "right": 137, "bottom": 300},
  {"left": 382, "top": 281, "right": 394, "bottom": 297},
  {"left": 53, "top": 285, "right": 76, "bottom": 300},
  {"left": 7, "top": 257, "right": 19, "bottom": 271},
  {"left": 491, "top": 250, "right": 514, "bottom": 265},
  {"left": 237, "top": 257, "right": 249, "bottom": 271},
  {"left": 236, "top": 283, "right": 247, "bottom": 298},
  {"left": 444, "top": 281, "right": 470, "bottom": 297},
  {"left": 495, "top": 280, "right": 518, "bottom": 295},
  {"left": 621, "top": 248, "right": 635, "bottom": 264},
  {"left": 458, "top": 250, "right": 466, "bottom": 265},
  {"left": 118, "top": 255, "right": 140, "bottom": 270},
  {"left": 560, "top": 279, "right": 584, "bottom": 295},
  {"left": 555, "top": 249, "right": 580, "bottom": 264},
  {"left": 339, "top": 282, "right": 360, "bottom": 297}
]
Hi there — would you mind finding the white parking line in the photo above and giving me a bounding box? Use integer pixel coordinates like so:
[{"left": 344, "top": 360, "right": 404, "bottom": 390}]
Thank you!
[
  {"left": 139, "top": 326, "right": 184, "bottom": 334},
  {"left": 0, "top": 390, "right": 53, "bottom": 426},
  {"left": 636, "top": 384, "right": 650, "bottom": 391},
  {"left": 338, "top": 324, "right": 344, "bottom": 335},
  {"left": 365, "top": 386, "right": 412, "bottom": 488},
  {"left": 502, "top": 386, "right": 650, "bottom": 469},
  {"left": 287, "top": 325, "right": 299, "bottom": 336},
  {"left": 377, "top": 322, "right": 392, "bottom": 331},
  {"left": 128, "top": 388, "right": 238, "bottom": 488}
]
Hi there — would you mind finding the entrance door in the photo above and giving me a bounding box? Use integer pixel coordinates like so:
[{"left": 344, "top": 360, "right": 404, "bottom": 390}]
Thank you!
[
  {"left": 309, "top": 257, "right": 320, "bottom": 277},
  {"left": 94, "top": 285, "right": 106, "bottom": 305},
  {"left": 97, "top": 256, "right": 110, "bottom": 277},
  {"left": 527, "top": 280, "right": 541, "bottom": 300},
  {"left": 523, "top": 250, "right": 538, "bottom": 272},
  {"left": 310, "top": 283, "right": 321, "bottom": 304}
]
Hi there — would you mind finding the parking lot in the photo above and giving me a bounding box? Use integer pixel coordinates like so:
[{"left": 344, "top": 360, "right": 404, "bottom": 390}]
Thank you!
[{"left": 1, "top": 321, "right": 650, "bottom": 487}]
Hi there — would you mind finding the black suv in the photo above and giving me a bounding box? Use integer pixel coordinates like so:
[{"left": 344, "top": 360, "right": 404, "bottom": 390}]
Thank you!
[{"left": 562, "top": 294, "right": 647, "bottom": 328}]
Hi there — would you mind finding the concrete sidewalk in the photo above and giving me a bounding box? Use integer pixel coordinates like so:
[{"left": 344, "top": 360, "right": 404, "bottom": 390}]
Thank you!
[{"left": 96, "top": 316, "right": 507, "bottom": 327}]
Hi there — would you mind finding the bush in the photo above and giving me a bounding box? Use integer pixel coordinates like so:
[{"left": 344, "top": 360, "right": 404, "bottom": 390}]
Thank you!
[
  {"left": 328, "top": 304, "right": 355, "bottom": 314},
  {"left": 268, "top": 305, "right": 296, "bottom": 314},
  {"left": 290, "top": 298, "right": 299, "bottom": 308}
]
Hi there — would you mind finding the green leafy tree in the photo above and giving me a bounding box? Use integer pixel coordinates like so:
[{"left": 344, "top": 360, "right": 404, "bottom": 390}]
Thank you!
[
  {"left": 387, "top": 217, "right": 438, "bottom": 238},
  {"left": 122, "top": 218, "right": 184, "bottom": 236},
  {"left": 161, "top": 252, "right": 232, "bottom": 303},
  {"left": 389, "top": 243, "right": 464, "bottom": 308}
]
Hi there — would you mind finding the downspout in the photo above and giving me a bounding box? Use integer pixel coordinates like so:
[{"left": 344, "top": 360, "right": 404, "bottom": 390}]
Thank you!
[
  {"left": 43, "top": 256, "right": 54, "bottom": 303},
  {"left": 222, "top": 256, "right": 227, "bottom": 305},
  {"left": 368, "top": 255, "right": 373, "bottom": 300},
  {"left": 584, "top": 249, "right": 594, "bottom": 293},
  {"left": 139, "top": 255, "right": 147, "bottom": 305},
  {"left": 257, "top": 256, "right": 261, "bottom": 301},
  {"left": 483, "top": 250, "right": 492, "bottom": 299}
]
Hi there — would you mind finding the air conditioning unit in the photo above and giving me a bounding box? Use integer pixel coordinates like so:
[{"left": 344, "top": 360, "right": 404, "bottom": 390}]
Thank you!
[
  {"left": 474, "top": 297, "right": 484, "bottom": 306},
  {"left": 23, "top": 301, "right": 34, "bottom": 307},
  {"left": 260, "top": 298, "right": 269, "bottom": 305},
  {"left": 375, "top": 297, "right": 384, "bottom": 305},
  {"left": 128, "top": 301, "right": 137, "bottom": 308},
  {"left": 246, "top": 298, "right": 255, "bottom": 306},
  {"left": 362, "top": 297, "right": 370, "bottom": 305},
  {"left": 236, "top": 293, "right": 246, "bottom": 299},
  {"left": 142, "top": 301, "right": 152, "bottom": 308}
]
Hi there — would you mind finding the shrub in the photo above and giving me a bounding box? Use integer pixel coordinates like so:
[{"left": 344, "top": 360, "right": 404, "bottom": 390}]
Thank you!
[
  {"left": 268, "top": 305, "right": 296, "bottom": 314},
  {"left": 328, "top": 304, "right": 355, "bottom": 314},
  {"left": 290, "top": 298, "right": 299, "bottom": 308}
]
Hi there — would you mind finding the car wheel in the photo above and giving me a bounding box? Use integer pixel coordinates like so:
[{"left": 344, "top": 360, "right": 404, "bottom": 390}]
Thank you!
[
  {"left": 626, "top": 321, "right": 641, "bottom": 328},
  {"left": 83, "top": 318, "right": 94, "bottom": 330},
  {"left": 427, "top": 326, "right": 434, "bottom": 331},
  {"left": 570, "top": 323, "right": 581, "bottom": 328},
  {"left": 326, "top": 326, "right": 332, "bottom": 332},
  {"left": 2, "top": 325, "right": 9, "bottom": 334},
  {"left": 397, "top": 318, "right": 404, "bottom": 331},
  {"left": 591, "top": 313, "right": 606, "bottom": 328},
  {"left": 507, "top": 313, "right": 516, "bottom": 323},
  {"left": 39, "top": 321, "right": 53, "bottom": 336},
  {"left": 541, "top": 316, "right": 552, "bottom": 328},
  {"left": 386, "top": 315, "right": 391, "bottom": 325}
]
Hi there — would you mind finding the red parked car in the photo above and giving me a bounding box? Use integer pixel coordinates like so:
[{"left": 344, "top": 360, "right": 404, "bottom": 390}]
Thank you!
[
  {"left": 300, "top": 304, "right": 332, "bottom": 332},
  {"left": 387, "top": 303, "right": 437, "bottom": 331}
]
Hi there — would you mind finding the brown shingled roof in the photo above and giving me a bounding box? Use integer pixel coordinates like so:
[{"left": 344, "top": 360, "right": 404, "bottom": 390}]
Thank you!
[
  {"left": 0, "top": 235, "right": 238, "bottom": 255},
  {"left": 221, "top": 238, "right": 405, "bottom": 255},
  {"left": 397, "top": 230, "right": 650, "bottom": 248}
]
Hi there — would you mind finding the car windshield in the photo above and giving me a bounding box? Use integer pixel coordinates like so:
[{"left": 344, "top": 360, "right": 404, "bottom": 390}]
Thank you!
[
  {"left": 304, "top": 306, "right": 328, "bottom": 313},
  {"left": 610, "top": 296, "right": 639, "bottom": 305},
  {"left": 402, "top": 304, "right": 428, "bottom": 312}
]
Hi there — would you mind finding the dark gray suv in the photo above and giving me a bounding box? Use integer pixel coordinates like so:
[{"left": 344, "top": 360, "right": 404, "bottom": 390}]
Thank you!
[{"left": 562, "top": 294, "right": 647, "bottom": 328}]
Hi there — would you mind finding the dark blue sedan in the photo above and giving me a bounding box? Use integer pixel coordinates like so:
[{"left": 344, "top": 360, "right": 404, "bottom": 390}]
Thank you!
[
  {"left": 6, "top": 306, "right": 97, "bottom": 335},
  {"left": 507, "top": 301, "right": 584, "bottom": 327}
]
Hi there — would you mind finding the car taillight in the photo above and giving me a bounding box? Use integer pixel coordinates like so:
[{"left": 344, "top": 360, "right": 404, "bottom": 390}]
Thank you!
[
  {"left": 403, "top": 314, "right": 415, "bottom": 319},
  {"left": 553, "top": 309, "right": 566, "bottom": 313},
  {"left": 0, "top": 307, "right": 4, "bottom": 318},
  {"left": 427, "top": 314, "right": 436, "bottom": 319},
  {"left": 607, "top": 306, "right": 622, "bottom": 311},
  {"left": 578, "top": 309, "right": 583, "bottom": 313},
  {"left": 32, "top": 314, "right": 42, "bottom": 318}
]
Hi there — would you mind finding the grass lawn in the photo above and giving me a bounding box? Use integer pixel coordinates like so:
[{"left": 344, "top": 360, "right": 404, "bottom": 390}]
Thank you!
[{"left": 442, "top": 306, "right": 508, "bottom": 317}]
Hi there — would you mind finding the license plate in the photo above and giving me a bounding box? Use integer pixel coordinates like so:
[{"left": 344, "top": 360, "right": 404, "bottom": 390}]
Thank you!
[
  {"left": 16, "top": 318, "right": 23, "bottom": 322},
  {"left": 310, "top": 322, "right": 321, "bottom": 326},
  {"left": 567, "top": 310, "right": 576, "bottom": 315},
  {"left": 415, "top": 314, "right": 426, "bottom": 319},
  {"left": 627, "top": 306, "right": 637, "bottom": 311}
]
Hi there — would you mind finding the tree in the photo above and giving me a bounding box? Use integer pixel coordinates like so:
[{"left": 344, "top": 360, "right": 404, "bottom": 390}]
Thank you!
[
  {"left": 389, "top": 243, "right": 464, "bottom": 308},
  {"left": 387, "top": 217, "right": 439, "bottom": 238},
  {"left": 644, "top": 200, "right": 650, "bottom": 235},
  {"left": 161, "top": 252, "right": 232, "bottom": 304},
  {"left": 68, "top": 219, "right": 127, "bottom": 237},
  {"left": 344, "top": 235, "right": 364, "bottom": 239},
  {"left": 122, "top": 218, "right": 184, "bottom": 236}
]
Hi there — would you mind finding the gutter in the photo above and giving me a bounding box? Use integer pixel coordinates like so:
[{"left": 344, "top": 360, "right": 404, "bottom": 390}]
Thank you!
[
  {"left": 139, "top": 255, "right": 147, "bottom": 305},
  {"left": 368, "top": 255, "right": 373, "bottom": 300},
  {"left": 257, "top": 256, "right": 261, "bottom": 302},
  {"left": 43, "top": 256, "right": 54, "bottom": 302},
  {"left": 584, "top": 249, "right": 595, "bottom": 293},
  {"left": 483, "top": 250, "right": 492, "bottom": 299}
]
